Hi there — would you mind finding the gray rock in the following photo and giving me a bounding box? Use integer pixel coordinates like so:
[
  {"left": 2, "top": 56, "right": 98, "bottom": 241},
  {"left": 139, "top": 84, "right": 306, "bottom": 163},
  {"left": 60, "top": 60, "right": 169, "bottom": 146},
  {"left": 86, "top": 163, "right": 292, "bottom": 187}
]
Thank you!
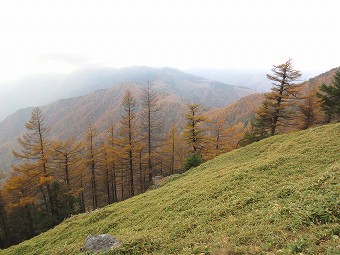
[
  {"left": 83, "top": 234, "right": 121, "bottom": 253},
  {"left": 149, "top": 175, "right": 164, "bottom": 189}
]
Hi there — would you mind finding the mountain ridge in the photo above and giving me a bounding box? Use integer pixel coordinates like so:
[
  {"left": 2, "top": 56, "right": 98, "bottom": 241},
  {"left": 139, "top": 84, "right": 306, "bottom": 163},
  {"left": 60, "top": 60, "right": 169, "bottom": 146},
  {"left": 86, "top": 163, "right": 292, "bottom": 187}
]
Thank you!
[{"left": 0, "top": 66, "right": 253, "bottom": 121}]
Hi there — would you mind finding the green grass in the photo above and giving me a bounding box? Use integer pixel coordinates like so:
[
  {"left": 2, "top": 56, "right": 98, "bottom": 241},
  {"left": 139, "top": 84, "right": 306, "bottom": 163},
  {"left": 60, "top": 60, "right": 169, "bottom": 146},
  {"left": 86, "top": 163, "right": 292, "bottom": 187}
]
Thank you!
[{"left": 2, "top": 124, "right": 340, "bottom": 254}]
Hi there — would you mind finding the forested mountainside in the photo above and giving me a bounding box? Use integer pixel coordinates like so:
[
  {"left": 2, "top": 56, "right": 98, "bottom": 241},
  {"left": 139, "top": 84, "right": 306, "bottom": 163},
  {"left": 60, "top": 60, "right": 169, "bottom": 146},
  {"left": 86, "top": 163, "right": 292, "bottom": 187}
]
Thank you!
[
  {"left": 0, "top": 66, "right": 253, "bottom": 121},
  {"left": 301, "top": 66, "right": 340, "bottom": 91},
  {"left": 2, "top": 123, "right": 339, "bottom": 255},
  {"left": 206, "top": 66, "right": 340, "bottom": 137},
  {"left": 206, "top": 93, "right": 264, "bottom": 126},
  {"left": 0, "top": 69, "right": 254, "bottom": 172}
]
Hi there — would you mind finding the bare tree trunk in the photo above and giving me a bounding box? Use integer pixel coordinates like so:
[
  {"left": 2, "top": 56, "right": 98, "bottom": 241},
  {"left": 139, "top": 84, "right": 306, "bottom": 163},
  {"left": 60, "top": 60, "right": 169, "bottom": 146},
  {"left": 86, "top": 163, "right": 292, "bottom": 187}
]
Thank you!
[
  {"left": 139, "top": 150, "right": 144, "bottom": 192},
  {"left": 171, "top": 135, "right": 175, "bottom": 174},
  {"left": 39, "top": 186, "right": 50, "bottom": 216},
  {"left": 121, "top": 173, "right": 124, "bottom": 200},
  {"left": 106, "top": 167, "right": 111, "bottom": 205},
  {"left": 111, "top": 164, "right": 117, "bottom": 203}
]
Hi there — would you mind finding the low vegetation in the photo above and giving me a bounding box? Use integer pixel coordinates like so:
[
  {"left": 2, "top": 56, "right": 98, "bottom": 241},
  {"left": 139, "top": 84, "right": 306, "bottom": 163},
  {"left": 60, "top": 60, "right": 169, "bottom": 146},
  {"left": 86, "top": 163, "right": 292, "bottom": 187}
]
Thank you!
[{"left": 1, "top": 123, "right": 339, "bottom": 254}]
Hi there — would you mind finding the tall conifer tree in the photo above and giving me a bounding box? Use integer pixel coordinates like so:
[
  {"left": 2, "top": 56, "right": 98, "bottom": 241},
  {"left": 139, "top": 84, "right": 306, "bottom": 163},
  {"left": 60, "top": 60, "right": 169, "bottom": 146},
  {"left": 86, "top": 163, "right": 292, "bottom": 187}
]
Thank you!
[
  {"left": 12, "top": 108, "right": 55, "bottom": 216},
  {"left": 119, "top": 90, "right": 137, "bottom": 197},
  {"left": 256, "top": 59, "right": 302, "bottom": 136},
  {"left": 140, "top": 83, "right": 163, "bottom": 186},
  {"left": 183, "top": 104, "right": 207, "bottom": 155}
]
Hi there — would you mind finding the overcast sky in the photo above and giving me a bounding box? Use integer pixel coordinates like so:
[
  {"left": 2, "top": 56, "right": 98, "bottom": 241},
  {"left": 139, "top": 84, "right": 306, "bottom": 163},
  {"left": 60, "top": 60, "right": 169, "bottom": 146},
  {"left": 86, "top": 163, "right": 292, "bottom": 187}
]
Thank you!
[{"left": 0, "top": 0, "right": 339, "bottom": 82}]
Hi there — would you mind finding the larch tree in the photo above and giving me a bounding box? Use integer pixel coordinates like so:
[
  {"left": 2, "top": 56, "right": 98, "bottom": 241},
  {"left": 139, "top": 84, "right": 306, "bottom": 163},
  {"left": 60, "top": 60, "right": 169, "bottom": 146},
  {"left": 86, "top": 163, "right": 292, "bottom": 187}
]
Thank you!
[
  {"left": 2, "top": 174, "right": 36, "bottom": 240},
  {"left": 264, "top": 58, "right": 302, "bottom": 135},
  {"left": 53, "top": 138, "right": 83, "bottom": 212},
  {"left": 297, "top": 86, "right": 322, "bottom": 129},
  {"left": 211, "top": 119, "right": 224, "bottom": 152},
  {"left": 253, "top": 99, "right": 275, "bottom": 138},
  {"left": 54, "top": 138, "right": 83, "bottom": 189},
  {"left": 240, "top": 100, "right": 274, "bottom": 146},
  {"left": 12, "top": 108, "right": 56, "bottom": 217},
  {"left": 162, "top": 124, "right": 178, "bottom": 175},
  {"left": 317, "top": 71, "right": 340, "bottom": 122},
  {"left": 183, "top": 104, "right": 207, "bottom": 156},
  {"left": 97, "top": 142, "right": 112, "bottom": 205},
  {"left": 207, "top": 118, "right": 234, "bottom": 159},
  {"left": 83, "top": 125, "right": 99, "bottom": 210},
  {"left": 119, "top": 90, "right": 138, "bottom": 197},
  {"left": 140, "top": 83, "right": 163, "bottom": 186},
  {"left": 105, "top": 123, "right": 119, "bottom": 203}
]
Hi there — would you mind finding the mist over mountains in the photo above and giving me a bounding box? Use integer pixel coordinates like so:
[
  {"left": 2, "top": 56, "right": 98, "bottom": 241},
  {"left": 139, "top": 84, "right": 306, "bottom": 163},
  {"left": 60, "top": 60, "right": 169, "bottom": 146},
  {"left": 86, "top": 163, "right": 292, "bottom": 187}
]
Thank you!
[
  {"left": 186, "top": 68, "right": 322, "bottom": 92},
  {"left": 0, "top": 66, "right": 257, "bottom": 121},
  {"left": 0, "top": 65, "right": 323, "bottom": 121}
]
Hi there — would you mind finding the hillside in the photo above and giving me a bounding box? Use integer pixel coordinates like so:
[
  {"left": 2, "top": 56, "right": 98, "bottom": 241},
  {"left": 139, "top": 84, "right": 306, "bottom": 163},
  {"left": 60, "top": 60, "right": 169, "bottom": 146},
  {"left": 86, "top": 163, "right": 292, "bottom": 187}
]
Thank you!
[
  {"left": 301, "top": 66, "right": 340, "bottom": 91},
  {"left": 206, "top": 93, "right": 264, "bottom": 126},
  {"left": 2, "top": 123, "right": 339, "bottom": 255}
]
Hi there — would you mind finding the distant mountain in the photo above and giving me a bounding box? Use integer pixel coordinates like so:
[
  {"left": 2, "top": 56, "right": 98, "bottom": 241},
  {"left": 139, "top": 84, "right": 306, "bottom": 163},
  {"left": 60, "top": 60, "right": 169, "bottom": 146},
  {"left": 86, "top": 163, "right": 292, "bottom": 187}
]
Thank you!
[
  {"left": 0, "top": 67, "right": 118, "bottom": 121},
  {"left": 186, "top": 67, "right": 321, "bottom": 92},
  {"left": 0, "top": 66, "right": 256, "bottom": 121},
  {"left": 0, "top": 67, "right": 255, "bottom": 172}
]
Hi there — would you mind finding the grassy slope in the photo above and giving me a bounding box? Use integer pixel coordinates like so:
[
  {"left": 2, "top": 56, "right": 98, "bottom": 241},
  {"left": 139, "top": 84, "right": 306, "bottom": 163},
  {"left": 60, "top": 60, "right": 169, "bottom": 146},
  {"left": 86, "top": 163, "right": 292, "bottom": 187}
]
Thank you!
[{"left": 2, "top": 124, "right": 340, "bottom": 255}]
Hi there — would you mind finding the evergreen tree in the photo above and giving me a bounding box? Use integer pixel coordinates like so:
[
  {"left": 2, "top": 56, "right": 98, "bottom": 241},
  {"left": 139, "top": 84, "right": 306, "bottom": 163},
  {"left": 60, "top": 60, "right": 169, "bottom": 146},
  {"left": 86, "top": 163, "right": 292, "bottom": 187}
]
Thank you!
[
  {"left": 185, "top": 153, "right": 203, "bottom": 170},
  {"left": 317, "top": 71, "right": 340, "bottom": 122}
]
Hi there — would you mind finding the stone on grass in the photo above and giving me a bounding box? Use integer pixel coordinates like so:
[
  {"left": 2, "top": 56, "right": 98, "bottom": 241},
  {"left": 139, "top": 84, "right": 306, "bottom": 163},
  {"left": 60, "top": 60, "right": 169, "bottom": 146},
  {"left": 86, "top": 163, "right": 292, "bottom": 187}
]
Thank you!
[{"left": 83, "top": 234, "right": 121, "bottom": 253}]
